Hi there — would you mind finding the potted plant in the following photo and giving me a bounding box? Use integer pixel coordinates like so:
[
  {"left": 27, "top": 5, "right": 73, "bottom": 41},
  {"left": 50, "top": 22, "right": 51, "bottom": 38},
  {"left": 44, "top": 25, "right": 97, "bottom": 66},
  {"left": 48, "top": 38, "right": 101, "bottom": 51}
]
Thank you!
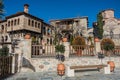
[
  {"left": 24, "top": 33, "right": 31, "bottom": 39},
  {"left": 55, "top": 44, "right": 65, "bottom": 62},
  {"left": 101, "top": 38, "right": 115, "bottom": 72},
  {"left": 55, "top": 44, "right": 65, "bottom": 77},
  {"left": 72, "top": 36, "right": 86, "bottom": 56}
]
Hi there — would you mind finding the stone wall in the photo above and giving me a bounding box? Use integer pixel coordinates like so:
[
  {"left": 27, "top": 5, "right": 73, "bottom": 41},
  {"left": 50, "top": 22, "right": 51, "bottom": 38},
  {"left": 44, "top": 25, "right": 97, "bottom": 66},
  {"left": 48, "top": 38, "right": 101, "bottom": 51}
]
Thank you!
[
  {"left": 20, "top": 57, "right": 120, "bottom": 72},
  {"left": 15, "top": 39, "right": 120, "bottom": 73}
]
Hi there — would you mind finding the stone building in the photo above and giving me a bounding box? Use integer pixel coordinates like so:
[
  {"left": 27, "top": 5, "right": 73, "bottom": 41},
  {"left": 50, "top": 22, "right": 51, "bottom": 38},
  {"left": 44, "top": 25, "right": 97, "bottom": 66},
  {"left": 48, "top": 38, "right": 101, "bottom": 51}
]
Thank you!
[
  {"left": 0, "top": 4, "right": 54, "bottom": 45},
  {"left": 50, "top": 17, "right": 88, "bottom": 41},
  {"left": 101, "top": 9, "right": 120, "bottom": 36},
  {"left": 93, "top": 9, "right": 120, "bottom": 45}
]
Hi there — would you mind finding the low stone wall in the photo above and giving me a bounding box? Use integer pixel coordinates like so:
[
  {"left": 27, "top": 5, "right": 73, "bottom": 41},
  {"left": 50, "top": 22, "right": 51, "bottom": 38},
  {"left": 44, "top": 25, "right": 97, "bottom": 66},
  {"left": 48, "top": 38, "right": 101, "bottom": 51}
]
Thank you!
[
  {"left": 16, "top": 39, "right": 120, "bottom": 72},
  {"left": 21, "top": 57, "right": 120, "bottom": 72}
]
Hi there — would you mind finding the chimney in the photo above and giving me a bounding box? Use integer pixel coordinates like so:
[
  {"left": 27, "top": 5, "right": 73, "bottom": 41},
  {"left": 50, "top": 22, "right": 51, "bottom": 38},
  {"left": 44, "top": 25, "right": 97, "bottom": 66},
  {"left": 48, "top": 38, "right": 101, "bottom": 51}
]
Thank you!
[{"left": 24, "top": 4, "right": 29, "bottom": 13}]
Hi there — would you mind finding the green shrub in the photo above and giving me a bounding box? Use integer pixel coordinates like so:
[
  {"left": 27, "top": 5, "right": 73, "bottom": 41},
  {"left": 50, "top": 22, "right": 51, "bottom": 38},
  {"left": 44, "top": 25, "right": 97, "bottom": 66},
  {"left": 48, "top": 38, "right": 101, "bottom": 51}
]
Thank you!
[
  {"left": 0, "top": 45, "right": 9, "bottom": 56},
  {"left": 55, "top": 44, "right": 65, "bottom": 54},
  {"left": 101, "top": 38, "right": 115, "bottom": 51},
  {"left": 72, "top": 36, "right": 86, "bottom": 50},
  {"left": 72, "top": 36, "right": 86, "bottom": 45}
]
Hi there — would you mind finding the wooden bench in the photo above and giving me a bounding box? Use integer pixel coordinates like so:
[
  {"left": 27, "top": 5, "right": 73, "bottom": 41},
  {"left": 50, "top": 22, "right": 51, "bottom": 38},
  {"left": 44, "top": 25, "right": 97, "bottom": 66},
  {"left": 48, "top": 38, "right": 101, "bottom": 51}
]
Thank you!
[
  {"left": 66, "top": 64, "right": 108, "bottom": 77},
  {"left": 70, "top": 64, "right": 107, "bottom": 72}
]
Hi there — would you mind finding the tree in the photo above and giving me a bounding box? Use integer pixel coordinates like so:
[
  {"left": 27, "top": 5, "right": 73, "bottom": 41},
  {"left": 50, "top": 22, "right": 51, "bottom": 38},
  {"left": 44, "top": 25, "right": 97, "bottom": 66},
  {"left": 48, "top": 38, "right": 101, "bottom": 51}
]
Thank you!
[
  {"left": 93, "top": 12, "right": 104, "bottom": 39},
  {"left": 0, "top": 0, "right": 4, "bottom": 19}
]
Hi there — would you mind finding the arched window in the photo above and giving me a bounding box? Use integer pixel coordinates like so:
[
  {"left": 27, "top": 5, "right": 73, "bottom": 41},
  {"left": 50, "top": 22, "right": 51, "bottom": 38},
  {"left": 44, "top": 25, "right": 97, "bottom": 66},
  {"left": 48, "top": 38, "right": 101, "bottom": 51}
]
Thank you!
[
  {"left": 50, "top": 38, "right": 52, "bottom": 45},
  {"left": 43, "top": 26, "right": 46, "bottom": 35},
  {"left": 1, "top": 25, "right": 4, "bottom": 30},
  {"left": 28, "top": 19, "right": 30, "bottom": 26},
  {"left": 18, "top": 18, "right": 20, "bottom": 25},
  {"left": 5, "top": 36, "right": 8, "bottom": 41},
  {"left": 47, "top": 38, "right": 49, "bottom": 44},
  {"left": 47, "top": 28, "right": 50, "bottom": 35},
  {"left": 1, "top": 25, "right": 4, "bottom": 33},
  {"left": 35, "top": 22, "right": 37, "bottom": 28},
  {"left": 11, "top": 20, "right": 13, "bottom": 26},
  {"left": 1, "top": 36, "right": 4, "bottom": 42},
  {"left": 38, "top": 23, "right": 40, "bottom": 28},
  {"left": 5, "top": 24, "right": 7, "bottom": 32},
  {"left": 14, "top": 19, "right": 17, "bottom": 25},
  {"left": 32, "top": 20, "right": 34, "bottom": 27},
  {"left": 8, "top": 21, "right": 10, "bottom": 27}
]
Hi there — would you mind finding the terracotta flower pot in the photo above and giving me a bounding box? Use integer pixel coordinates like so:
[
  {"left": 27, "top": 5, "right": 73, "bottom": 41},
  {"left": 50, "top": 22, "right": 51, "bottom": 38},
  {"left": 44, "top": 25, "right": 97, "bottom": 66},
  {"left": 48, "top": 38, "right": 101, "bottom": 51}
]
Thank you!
[
  {"left": 57, "top": 63, "right": 65, "bottom": 76},
  {"left": 24, "top": 33, "right": 31, "bottom": 39},
  {"left": 94, "top": 38, "right": 99, "bottom": 42},
  {"left": 62, "top": 38, "right": 67, "bottom": 42},
  {"left": 107, "top": 61, "right": 115, "bottom": 72}
]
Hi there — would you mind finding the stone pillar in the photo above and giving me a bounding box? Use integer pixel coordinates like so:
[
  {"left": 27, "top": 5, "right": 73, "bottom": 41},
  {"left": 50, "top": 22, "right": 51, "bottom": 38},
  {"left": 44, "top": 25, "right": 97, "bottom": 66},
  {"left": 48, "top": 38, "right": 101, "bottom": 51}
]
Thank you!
[
  {"left": 12, "top": 55, "right": 15, "bottom": 73},
  {"left": 95, "top": 38, "right": 101, "bottom": 54},
  {"left": 63, "top": 42, "right": 70, "bottom": 58},
  {"left": 22, "top": 39, "right": 32, "bottom": 59},
  {"left": 8, "top": 44, "right": 12, "bottom": 53},
  {"left": 15, "top": 39, "right": 32, "bottom": 72}
]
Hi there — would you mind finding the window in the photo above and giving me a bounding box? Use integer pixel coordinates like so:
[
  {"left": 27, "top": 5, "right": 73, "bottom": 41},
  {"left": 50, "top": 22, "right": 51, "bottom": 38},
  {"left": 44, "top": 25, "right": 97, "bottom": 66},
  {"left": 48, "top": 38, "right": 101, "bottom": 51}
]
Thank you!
[
  {"left": 43, "top": 26, "right": 46, "bottom": 35},
  {"left": 38, "top": 23, "right": 40, "bottom": 28},
  {"left": 35, "top": 22, "right": 37, "bottom": 28},
  {"left": 2, "top": 36, "right": 4, "bottom": 42},
  {"left": 47, "top": 38, "right": 49, "bottom": 44},
  {"left": 8, "top": 21, "right": 10, "bottom": 27},
  {"left": 32, "top": 20, "right": 34, "bottom": 27},
  {"left": 11, "top": 20, "right": 13, "bottom": 26},
  {"left": 18, "top": 18, "right": 20, "bottom": 25},
  {"left": 47, "top": 28, "right": 50, "bottom": 35},
  {"left": 1, "top": 25, "right": 4, "bottom": 30},
  {"left": 50, "top": 38, "right": 52, "bottom": 45},
  {"left": 28, "top": 19, "right": 30, "bottom": 26},
  {"left": 5, "top": 36, "right": 8, "bottom": 41},
  {"left": 5, "top": 24, "right": 7, "bottom": 32},
  {"left": 1, "top": 25, "right": 4, "bottom": 33},
  {"left": 14, "top": 19, "right": 17, "bottom": 25}
]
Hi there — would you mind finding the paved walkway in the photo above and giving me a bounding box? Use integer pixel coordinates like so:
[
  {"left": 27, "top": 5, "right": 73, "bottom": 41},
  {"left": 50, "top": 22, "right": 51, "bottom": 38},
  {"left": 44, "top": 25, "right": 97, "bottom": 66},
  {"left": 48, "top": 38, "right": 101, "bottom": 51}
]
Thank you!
[{"left": 3, "top": 68, "right": 120, "bottom": 80}]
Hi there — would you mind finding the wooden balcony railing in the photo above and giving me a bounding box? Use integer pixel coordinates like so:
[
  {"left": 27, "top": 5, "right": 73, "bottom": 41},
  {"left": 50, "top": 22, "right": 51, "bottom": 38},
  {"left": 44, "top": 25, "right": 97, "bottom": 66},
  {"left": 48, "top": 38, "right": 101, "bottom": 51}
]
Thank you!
[{"left": 31, "top": 45, "right": 56, "bottom": 58}]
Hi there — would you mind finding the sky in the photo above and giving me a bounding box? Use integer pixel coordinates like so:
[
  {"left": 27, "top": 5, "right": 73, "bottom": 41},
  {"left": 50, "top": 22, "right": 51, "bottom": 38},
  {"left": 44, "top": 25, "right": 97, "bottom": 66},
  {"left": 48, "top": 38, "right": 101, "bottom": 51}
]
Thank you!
[{"left": 3, "top": 0, "right": 120, "bottom": 27}]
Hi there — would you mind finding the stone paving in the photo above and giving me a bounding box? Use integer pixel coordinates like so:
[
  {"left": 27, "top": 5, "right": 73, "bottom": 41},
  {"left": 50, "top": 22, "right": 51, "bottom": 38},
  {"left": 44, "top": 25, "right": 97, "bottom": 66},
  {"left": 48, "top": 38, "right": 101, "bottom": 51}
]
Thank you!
[{"left": 3, "top": 68, "right": 120, "bottom": 80}]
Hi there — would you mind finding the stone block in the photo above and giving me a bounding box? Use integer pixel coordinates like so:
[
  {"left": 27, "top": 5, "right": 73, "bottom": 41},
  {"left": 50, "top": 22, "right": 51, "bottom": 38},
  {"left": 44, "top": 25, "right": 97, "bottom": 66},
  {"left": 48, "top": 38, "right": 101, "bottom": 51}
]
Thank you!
[
  {"left": 104, "top": 64, "right": 110, "bottom": 74},
  {"left": 66, "top": 66, "right": 74, "bottom": 77}
]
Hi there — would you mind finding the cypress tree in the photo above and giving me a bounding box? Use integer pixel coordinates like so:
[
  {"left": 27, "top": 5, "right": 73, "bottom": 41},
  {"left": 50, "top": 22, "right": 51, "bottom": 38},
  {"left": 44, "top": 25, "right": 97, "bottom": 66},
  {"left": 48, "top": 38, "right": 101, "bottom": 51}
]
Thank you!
[{"left": 96, "top": 12, "right": 104, "bottom": 39}]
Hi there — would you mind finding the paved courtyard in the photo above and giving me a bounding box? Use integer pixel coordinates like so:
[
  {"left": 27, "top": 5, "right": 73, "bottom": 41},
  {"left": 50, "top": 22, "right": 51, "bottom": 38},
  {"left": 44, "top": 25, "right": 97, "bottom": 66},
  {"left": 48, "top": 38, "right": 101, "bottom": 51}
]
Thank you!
[{"left": 3, "top": 68, "right": 120, "bottom": 80}]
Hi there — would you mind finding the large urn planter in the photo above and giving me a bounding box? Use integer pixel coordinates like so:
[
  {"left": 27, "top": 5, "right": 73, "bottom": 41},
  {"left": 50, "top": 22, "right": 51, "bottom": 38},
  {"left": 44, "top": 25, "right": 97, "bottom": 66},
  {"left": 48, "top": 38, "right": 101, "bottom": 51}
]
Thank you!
[
  {"left": 107, "top": 61, "right": 115, "bottom": 72},
  {"left": 57, "top": 63, "right": 65, "bottom": 76}
]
